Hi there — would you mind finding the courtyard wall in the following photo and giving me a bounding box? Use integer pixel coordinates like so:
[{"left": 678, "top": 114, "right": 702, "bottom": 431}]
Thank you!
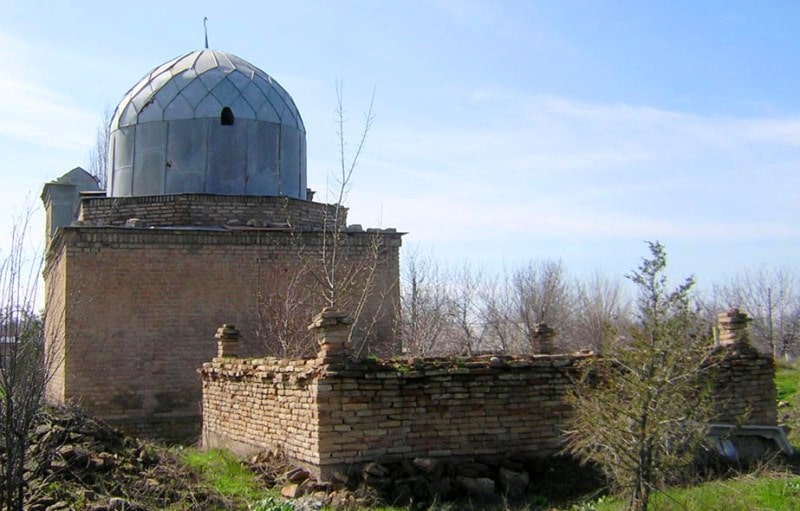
[{"left": 200, "top": 321, "right": 777, "bottom": 479}]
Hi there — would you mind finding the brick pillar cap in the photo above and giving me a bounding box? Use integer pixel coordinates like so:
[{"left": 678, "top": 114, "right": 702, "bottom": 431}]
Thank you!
[
  {"left": 308, "top": 308, "right": 354, "bottom": 330},
  {"left": 718, "top": 308, "right": 751, "bottom": 321},
  {"left": 215, "top": 324, "right": 240, "bottom": 339}
]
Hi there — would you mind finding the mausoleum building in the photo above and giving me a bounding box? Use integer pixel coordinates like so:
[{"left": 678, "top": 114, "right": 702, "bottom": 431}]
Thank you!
[{"left": 41, "top": 49, "right": 401, "bottom": 440}]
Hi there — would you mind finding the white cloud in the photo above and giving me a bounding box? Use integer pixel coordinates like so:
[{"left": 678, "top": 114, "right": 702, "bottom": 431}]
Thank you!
[
  {"left": 352, "top": 92, "right": 800, "bottom": 246},
  {"left": 0, "top": 33, "right": 96, "bottom": 152}
]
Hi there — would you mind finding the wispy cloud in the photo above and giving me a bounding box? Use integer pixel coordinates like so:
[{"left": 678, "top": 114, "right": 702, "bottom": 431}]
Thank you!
[
  {"left": 0, "top": 33, "right": 96, "bottom": 151},
  {"left": 357, "top": 92, "right": 800, "bottom": 244}
]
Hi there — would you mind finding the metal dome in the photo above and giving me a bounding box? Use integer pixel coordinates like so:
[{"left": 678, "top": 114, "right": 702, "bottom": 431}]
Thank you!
[
  {"left": 110, "top": 49, "right": 304, "bottom": 132},
  {"left": 107, "top": 49, "right": 307, "bottom": 199}
]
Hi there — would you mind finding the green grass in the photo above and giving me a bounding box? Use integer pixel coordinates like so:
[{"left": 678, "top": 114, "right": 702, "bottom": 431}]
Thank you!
[
  {"left": 775, "top": 361, "right": 800, "bottom": 402},
  {"left": 775, "top": 360, "right": 800, "bottom": 446},
  {"left": 181, "top": 448, "right": 271, "bottom": 504}
]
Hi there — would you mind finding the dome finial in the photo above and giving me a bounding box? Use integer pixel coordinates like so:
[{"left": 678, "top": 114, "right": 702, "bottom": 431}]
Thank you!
[{"left": 203, "top": 17, "right": 209, "bottom": 49}]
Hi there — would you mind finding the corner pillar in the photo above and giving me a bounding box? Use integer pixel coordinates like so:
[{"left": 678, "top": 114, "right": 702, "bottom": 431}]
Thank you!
[
  {"left": 717, "top": 308, "right": 751, "bottom": 346},
  {"left": 309, "top": 308, "right": 354, "bottom": 363},
  {"left": 533, "top": 323, "right": 556, "bottom": 355},
  {"left": 215, "top": 324, "right": 240, "bottom": 358}
]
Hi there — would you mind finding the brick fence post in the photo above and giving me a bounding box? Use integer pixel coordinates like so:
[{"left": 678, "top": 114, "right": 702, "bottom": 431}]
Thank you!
[
  {"left": 215, "top": 324, "right": 240, "bottom": 358},
  {"left": 309, "top": 308, "right": 354, "bottom": 363},
  {"left": 532, "top": 323, "right": 556, "bottom": 355},
  {"left": 717, "top": 308, "right": 751, "bottom": 346}
]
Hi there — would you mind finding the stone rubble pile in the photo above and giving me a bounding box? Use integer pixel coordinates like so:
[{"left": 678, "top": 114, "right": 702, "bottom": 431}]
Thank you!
[
  {"left": 248, "top": 452, "right": 602, "bottom": 509},
  {"left": 12, "top": 406, "right": 224, "bottom": 511}
]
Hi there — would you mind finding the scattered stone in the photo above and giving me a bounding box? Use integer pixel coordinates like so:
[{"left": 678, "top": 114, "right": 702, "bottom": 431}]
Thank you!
[
  {"left": 19, "top": 406, "right": 227, "bottom": 511},
  {"left": 285, "top": 466, "right": 311, "bottom": 483},
  {"left": 498, "top": 467, "right": 529, "bottom": 498},
  {"left": 456, "top": 476, "right": 496, "bottom": 496},
  {"left": 363, "top": 461, "right": 389, "bottom": 478},
  {"left": 454, "top": 460, "right": 492, "bottom": 478},
  {"left": 107, "top": 497, "right": 143, "bottom": 510},
  {"left": 281, "top": 483, "right": 300, "bottom": 499},
  {"left": 413, "top": 457, "right": 440, "bottom": 475}
]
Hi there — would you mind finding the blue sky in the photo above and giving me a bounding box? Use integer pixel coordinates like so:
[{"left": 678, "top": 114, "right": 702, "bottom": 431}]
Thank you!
[{"left": 1, "top": 0, "right": 799, "bottom": 289}]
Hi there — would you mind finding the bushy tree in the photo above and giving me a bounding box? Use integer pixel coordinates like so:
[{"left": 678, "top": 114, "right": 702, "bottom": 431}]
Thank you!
[{"left": 566, "top": 242, "right": 714, "bottom": 511}]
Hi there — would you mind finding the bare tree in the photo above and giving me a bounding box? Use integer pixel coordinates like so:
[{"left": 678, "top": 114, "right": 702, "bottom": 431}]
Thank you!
[
  {"left": 573, "top": 271, "right": 629, "bottom": 352},
  {"left": 254, "top": 262, "right": 319, "bottom": 357},
  {"left": 713, "top": 268, "right": 800, "bottom": 359},
  {"left": 400, "top": 248, "right": 451, "bottom": 356},
  {"left": 252, "top": 83, "right": 396, "bottom": 358},
  {"left": 87, "top": 107, "right": 112, "bottom": 190},
  {"left": 510, "top": 259, "right": 575, "bottom": 352},
  {"left": 445, "top": 264, "right": 487, "bottom": 355},
  {"left": 481, "top": 271, "right": 524, "bottom": 354},
  {"left": 0, "top": 209, "right": 52, "bottom": 511},
  {"left": 319, "top": 80, "right": 375, "bottom": 310}
]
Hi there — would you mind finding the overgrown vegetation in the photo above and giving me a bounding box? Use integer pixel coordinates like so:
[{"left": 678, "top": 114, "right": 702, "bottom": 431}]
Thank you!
[
  {"left": 181, "top": 448, "right": 269, "bottom": 503},
  {"left": 0, "top": 210, "right": 49, "bottom": 511},
  {"left": 566, "top": 242, "right": 714, "bottom": 511}
]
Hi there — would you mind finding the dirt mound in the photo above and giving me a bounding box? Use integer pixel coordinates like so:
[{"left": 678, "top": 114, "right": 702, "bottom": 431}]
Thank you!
[{"left": 19, "top": 406, "right": 227, "bottom": 511}]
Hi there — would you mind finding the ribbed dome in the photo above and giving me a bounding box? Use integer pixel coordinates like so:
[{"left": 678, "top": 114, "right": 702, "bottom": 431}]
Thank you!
[
  {"left": 107, "top": 49, "right": 307, "bottom": 199},
  {"left": 110, "top": 49, "right": 304, "bottom": 132}
]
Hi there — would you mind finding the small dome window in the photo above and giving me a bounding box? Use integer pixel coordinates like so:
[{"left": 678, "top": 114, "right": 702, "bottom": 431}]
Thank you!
[{"left": 220, "top": 107, "right": 234, "bottom": 126}]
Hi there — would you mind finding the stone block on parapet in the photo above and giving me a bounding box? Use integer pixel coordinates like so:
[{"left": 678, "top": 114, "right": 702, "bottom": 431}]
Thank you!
[
  {"left": 308, "top": 308, "right": 355, "bottom": 330},
  {"left": 532, "top": 323, "right": 557, "bottom": 355},
  {"left": 309, "top": 309, "right": 355, "bottom": 362},
  {"left": 215, "top": 323, "right": 240, "bottom": 358},
  {"left": 717, "top": 308, "right": 752, "bottom": 346}
]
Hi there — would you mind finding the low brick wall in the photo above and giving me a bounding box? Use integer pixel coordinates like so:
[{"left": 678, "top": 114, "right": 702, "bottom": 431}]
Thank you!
[
  {"left": 200, "top": 354, "right": 583, "bottom": 477},
  {"left": 79, "top": 193, "right": 342, "bottom": 230},
  {"left": 200, "top": 330, "right": 778, "bottom": 479},
  {"left": 201, "top": 357, "right": 323, "bottom": 465}
]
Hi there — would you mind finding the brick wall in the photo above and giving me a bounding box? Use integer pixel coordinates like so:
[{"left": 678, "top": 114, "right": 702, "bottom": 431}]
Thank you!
[
  {"left": 199, "top": 331, "right": 778, "bottom": 479},
  {"left": 78, "top": 194, "right": 343, "bottom": 230},
  {"left": 200, "top": 354, "right": 583, "bottom": 478},
  {"left": 711, "top": 342, "right": 777, "bottom": 425},
  {"left": 201, "top": 357, "right": 323, "bottom": 465},
  {"left": 43, "top": 226, "right": 401, "bottom": 441}
]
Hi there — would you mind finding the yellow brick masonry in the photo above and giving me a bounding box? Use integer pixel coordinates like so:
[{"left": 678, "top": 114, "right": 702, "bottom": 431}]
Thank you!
[
  {"left": 43, "top": 226, "right": 401, "bottom": 441},
  {"left": 200, "top": 357, "right": 325, "bottom": 465},
  {"left": 78, "top": 193, "right": 342, "bottom": 230},
  {"left": 200, "top": 348, "right": 590, "bottom": 478},
  {"left": 199, "top": 312, "right": 778, "bottom": 480}
]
